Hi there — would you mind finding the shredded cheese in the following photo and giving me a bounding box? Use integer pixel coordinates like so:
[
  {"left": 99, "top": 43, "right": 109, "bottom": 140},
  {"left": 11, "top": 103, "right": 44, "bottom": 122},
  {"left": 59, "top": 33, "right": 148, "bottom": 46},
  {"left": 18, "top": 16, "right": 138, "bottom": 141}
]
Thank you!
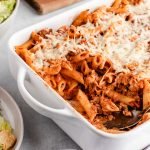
[{"left": 33, "top": 0, "right": 150, "bottom": 79}]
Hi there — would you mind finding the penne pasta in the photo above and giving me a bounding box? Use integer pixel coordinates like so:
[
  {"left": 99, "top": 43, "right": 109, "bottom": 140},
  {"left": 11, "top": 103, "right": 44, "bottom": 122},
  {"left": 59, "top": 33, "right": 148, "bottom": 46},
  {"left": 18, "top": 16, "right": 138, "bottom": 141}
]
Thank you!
[
  {"left": 128, "top": 0, "right": 143, "bottom": 5},
  {"left": 100, "top": 97, "right": 120, "bottom": 112},
  {"left": 70, "top": 51, "right": 89, "bottom": 63},
  {"left": 16, "top": 48, "right": 33, "bottom": 66},
  {"left": 111, "top": 0, "right": 122, "bottom": 9},
  {"left": 61, "top": 69, "right": 84, "bottom": 84},
  {"left": 114, "top": 6, "right": 127, "bottom": 14},
  {"left": 143, "top": 80, "right": 150, "bottom": 110},
  {"left": 104, "top": 73, "right": 115, "bottom": 83},
  {"left": 99, "top": 57, "right": 107, "bottom": 69},
  {"left": 29, "top": 45, "right": 39, "bottom": 53},
  {"left": 92, "top": 55, "right": 102, "bottom": 69},
  {"left": 31, "top": 31, "right": 42, "bottom": 43},
  {"left": 67, "top": 80, "right": 78, "bottom": 93},
  {"left": 76, "top": 89, "right": 97, "bottom": 121},
  {"left": 72, "top": 10, "right": 89, "bottom": 27},
  {"left": 15, "top": 39, "right": 33, "bottom": 50},
  {"left": 69, "top": 101, "right": 85, "bottom": 114},
  {"left": 57, "top": 79, "right": 66, "bottom": 96},
  {"left": 61, "top": 61, "right": 73, "bottom": 71},
  {"left": 81, "top": 60, "right": 91, "bottom": 75},
  {"left": 44, "top": 65, "right": 61, "bottom": 75},
  {"left": 105, "top": 89, "right": 135, "bottom": 105},
  {"left": 107, "top": 0, "right": 128, "bottom": 14},
  {"left": 122, "top": 0, "right": 129, "bottom": 4},
  {"left": 44, "top": 76, "right": 57, "bottom": 89},
  {"left": 68, "top": 25, "right": 81, "bottom": 38}
]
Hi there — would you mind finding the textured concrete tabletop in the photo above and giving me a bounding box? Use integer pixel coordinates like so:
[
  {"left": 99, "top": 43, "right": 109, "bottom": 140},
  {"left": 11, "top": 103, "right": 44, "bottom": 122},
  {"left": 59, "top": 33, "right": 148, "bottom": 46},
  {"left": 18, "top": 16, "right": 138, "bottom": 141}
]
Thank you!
[{"left": 0, "top": 1, "right": 89, "bottom": 149}]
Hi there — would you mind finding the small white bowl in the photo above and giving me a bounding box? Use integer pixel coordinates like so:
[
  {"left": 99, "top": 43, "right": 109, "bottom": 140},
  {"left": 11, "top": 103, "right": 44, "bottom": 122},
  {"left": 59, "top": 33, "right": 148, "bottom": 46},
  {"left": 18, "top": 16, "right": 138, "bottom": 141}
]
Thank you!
[
  {"left": 0, "top": 0, "right": 20, "bottom": 35},
  {"left": 0, "top": 87, "right": 23, "bottom": 150}
]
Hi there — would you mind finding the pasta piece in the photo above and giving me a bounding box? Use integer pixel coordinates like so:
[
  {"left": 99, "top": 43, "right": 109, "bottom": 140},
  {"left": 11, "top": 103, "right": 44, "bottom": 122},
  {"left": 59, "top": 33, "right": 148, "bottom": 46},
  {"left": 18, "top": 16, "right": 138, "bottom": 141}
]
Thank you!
[
  {"left": 81, "top": 60, "right": 91, "bottom": 75},
  {"left": 94, "top": 86, "right": 101, "bottom": 95},
  {"left": 63, "top": 78, "right": 78, "bottom": 99},
  {"left": 104, "top": 73, "right": 115, "bottom": 83},
  {"left": 85, "top": 70, "right": 98, "bottom": 87},
  {"left": 15, "top": 39, "right": 33, "bottom": 50},
  {"left": 111, "top": 0, "right": 122, "bottom": 9},
  {"left": 108, "top": 0, "right": 128, "bottom": 13},
  {"left": 44, "top": 65, "right": 61, "bottom": 75},
  {"left": 105, "top": 89, "right": 135, "bottom": 105},
  {"left": 98, "top": 67, "right": 111, "bottom": 86},
  {"left": 143, "top": 80, "right": 150, "bottom": 110},
  {"left": 92, "top": 55, "right": 102, "bottom": 69},
  {"left": 76, "top": 89, "right": 97, "bottom": 121},
  {"left": 114, "top": 6, "right": 127, "bottom": 14},
  {"left": 99, "top": 57, "right": 107, "bottom": 69},
  {"left": 31, "top": 31, "right": 42, "bottom": 43},
  {"left": 29, "top": 45, "right": 39, "bottom": 53},
  {"left": 72, "top": 10, "right": 89, "bottom": 27},
  {"left": 70, "top": 51, "right": 89, "bottom": 63},
  {"left": 122, "top": 0, "right": 129, "bottom": 4},
  {"left": 16, "top": 48, "right": 33, "bottom": 66},
  {"left": 44, "top": 75, "right": 57, "bottom": 89},
  {"left": 16, "top": 47, "right": 24, "bottom": 58},
  {"left": 67, "top": 80, "right": 78, "bottom": 93},
  {"left": 138, "top": 80, "right": 144, "bottom": 89},
  {"left": 128, "top": 0, "right": 143, "bottom": 5},
  {"left": 85, "top": 76, "right": 94, "bottom": 88},
  {"left": 55, "top": 74, "right": 63, "bottom": 83},
  {"left": 61, "top": 61, "right": 73, "bottom": 71},
  {"left": 57, "top": 79, "right": 66, "bottom": 96},
  {"left": 38, "top": 28, "right": 52, "bottom": 38},
  {"left": 57, "top": 26, "right": 68, "bottom": 35},
  {"left": 86, "top": 56, "right": 93, "bottom": 63},
  {"left": 100, "top": 97, "right": 120, "bottom": 112},
  {"left": 61, "top": 69, "right": 84, "bottom": 84},
  {"left": 68, "top": 25, "right": 80, "bottom": 38},
  {"left": 91, "top": 6, "right": 106, "bottom": 23},
  {"left": 64, "top": 86, "right": 79, "bottom": 100},
  {"left": 69, "top": 101, "right": 85, "bottom": 114}
]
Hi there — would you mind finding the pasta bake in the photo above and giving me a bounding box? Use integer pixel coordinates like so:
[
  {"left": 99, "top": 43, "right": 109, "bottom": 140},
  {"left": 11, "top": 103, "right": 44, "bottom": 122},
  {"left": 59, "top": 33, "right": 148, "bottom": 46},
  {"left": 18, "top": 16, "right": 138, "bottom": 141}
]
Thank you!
[{"left": 16, "top": 0, "right": 150, "bottom": 133}]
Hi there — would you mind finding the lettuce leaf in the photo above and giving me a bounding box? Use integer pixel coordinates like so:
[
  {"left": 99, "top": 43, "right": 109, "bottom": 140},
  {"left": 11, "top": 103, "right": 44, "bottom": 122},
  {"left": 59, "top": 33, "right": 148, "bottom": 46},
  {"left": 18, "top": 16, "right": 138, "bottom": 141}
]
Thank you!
[
  {"left": 0, "top": 116, "right": 12, "bottom": 133},
  {"left": 0, "top": 0, "right": 16, "bottom": 23}
]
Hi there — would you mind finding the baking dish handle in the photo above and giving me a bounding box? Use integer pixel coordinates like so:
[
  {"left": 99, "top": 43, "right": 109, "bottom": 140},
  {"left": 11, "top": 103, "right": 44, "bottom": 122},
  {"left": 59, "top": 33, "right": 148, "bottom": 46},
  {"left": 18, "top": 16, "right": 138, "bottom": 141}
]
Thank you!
[{"left": 17, "top": 66, "right": 76, "bottom": 119}]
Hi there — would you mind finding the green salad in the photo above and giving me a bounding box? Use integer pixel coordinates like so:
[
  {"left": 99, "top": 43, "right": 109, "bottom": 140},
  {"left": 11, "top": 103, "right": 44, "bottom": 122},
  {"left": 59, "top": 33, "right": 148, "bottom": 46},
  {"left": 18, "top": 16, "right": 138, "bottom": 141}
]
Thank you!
[
  {"left": 0, "top": 115, "right": 16, "bottom": 150},
  {"left": 0, "top": 0, "right": 16, "bottom": 23}
]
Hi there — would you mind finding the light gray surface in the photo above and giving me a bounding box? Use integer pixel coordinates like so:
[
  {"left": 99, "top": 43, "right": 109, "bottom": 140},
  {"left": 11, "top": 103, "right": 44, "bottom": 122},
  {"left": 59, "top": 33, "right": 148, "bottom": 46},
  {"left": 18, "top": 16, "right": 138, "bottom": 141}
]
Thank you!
[{"left": 0, "top": 1, "right": 86, "bottom": 149}]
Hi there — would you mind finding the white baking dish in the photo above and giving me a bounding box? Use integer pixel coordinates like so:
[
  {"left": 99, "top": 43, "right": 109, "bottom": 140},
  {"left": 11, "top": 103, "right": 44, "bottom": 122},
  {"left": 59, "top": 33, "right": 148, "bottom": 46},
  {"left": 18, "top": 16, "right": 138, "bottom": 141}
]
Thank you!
[{"left": 8, "top": 0, "right": 150, "bottom": 149}]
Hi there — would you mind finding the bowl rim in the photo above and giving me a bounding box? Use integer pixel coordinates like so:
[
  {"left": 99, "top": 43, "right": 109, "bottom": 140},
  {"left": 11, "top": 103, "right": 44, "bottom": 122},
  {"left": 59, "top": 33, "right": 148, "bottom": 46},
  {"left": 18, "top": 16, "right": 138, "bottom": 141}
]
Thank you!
[
  {"left": 0, "top": 0, "right": 20, "bottom": 26},
  {"left": 0, "top": 87, "right": 24, "bottom": 150}
]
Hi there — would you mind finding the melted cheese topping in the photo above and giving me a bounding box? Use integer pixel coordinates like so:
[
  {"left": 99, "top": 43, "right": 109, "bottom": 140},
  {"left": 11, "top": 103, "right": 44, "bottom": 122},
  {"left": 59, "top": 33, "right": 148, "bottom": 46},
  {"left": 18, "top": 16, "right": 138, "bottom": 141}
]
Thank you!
[{"left": 33, "top": 0, "right": 150, "bottom": 79}]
